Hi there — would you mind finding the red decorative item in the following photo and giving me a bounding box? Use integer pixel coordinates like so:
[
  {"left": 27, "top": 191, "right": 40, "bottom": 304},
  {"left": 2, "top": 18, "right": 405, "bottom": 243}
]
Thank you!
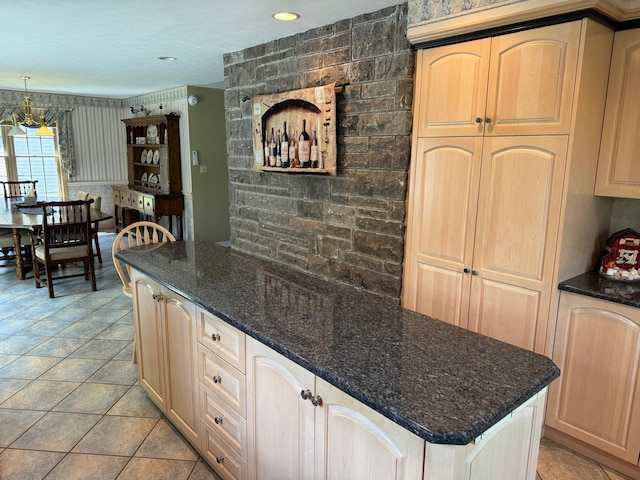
[{"left": 599, "top": 228, "right": 640, "bottom": 281}]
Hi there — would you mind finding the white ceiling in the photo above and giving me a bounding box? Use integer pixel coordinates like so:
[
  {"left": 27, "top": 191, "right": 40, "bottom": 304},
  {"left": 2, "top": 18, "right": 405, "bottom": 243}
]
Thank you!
[{"left": 0, "top": 0, "right": 403, "bottom": 99}]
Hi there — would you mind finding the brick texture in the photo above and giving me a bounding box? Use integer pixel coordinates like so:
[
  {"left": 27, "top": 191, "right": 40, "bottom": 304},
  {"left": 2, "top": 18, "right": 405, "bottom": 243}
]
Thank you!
[{"left": 223, "top": 4, "right": 414, "bottom": 301}]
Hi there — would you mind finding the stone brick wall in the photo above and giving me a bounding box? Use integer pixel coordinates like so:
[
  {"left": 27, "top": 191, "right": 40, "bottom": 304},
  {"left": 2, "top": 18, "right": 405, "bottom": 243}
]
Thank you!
[{"left": 223, "top": 4, "right": 414, "bottom": 302}]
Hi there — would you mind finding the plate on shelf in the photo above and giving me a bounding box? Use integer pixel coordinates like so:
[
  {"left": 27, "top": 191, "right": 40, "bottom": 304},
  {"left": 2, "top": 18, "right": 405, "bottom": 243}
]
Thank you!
[
  {"left": 147, "top": 125, "right": 158, "bottom": 143},
  {"left": 140, "top": 150, "right": 148, "bottom": 164},
  {"left": 148, "top": 173, "right": 157, "bottom": 185},
  {"left": 141, "top": 172, "right": 148, "bottom": 183},
  {"left": 152, "top": 150, "right": 160, "bottom": 164}
]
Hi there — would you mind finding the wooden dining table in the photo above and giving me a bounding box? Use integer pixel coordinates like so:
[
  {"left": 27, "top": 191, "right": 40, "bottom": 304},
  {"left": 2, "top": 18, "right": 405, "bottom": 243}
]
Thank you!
[{"left": 0, "top": 197, "right": 113, "bottom": 280}]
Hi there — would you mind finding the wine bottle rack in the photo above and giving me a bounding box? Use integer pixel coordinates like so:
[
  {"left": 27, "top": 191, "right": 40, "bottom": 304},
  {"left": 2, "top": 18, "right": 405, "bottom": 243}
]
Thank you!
[{"left": 251, "top": 83, "right": 337, "bottom": 176}]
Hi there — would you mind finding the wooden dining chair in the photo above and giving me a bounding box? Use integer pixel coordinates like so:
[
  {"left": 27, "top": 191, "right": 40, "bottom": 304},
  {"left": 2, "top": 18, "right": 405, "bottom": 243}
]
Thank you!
[
  {"left": 112, "top": 221, "right": 175, "bottom": 363},
  {"left": 112, "top": 221, "right": 176, "bottom": 298},
  {"left": 87, "top": 193, "right": 103, "bottom": 263},
  {"left": 0, "top": 180, "right": 38, "bottom": 270},
  {"left": 32, "top": 199, "right": 96, "bottom": 298},
  {"left": 0, "top": 230, "right": 31, "bottom": 270},
  {"left": 1, "top": 180, "right": 38, "bottom": 199}
]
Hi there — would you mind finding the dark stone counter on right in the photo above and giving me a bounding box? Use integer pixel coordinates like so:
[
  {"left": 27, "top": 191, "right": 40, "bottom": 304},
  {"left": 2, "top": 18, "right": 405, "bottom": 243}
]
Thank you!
[{"left": 559, "top": 271, "right": 640, "bottom": 308}]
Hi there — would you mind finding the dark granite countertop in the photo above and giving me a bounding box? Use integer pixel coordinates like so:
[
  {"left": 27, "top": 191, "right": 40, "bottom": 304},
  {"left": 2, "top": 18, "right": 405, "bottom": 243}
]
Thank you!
[
  {"left": 559, "top": 271, "right": 640, "bottom": 308},
  {"left": 116, "top": 241, "right": 559, "bottom": 445}
]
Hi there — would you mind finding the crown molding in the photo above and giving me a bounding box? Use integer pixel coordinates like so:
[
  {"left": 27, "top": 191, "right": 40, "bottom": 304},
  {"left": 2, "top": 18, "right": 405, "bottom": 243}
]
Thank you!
[{"left": 407, "top": 0, "right": 640, "bottom": 45}]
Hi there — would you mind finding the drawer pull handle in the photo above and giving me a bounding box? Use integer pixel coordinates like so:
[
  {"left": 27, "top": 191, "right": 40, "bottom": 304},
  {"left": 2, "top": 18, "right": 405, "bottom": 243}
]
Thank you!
[
  {"left": 300, "top": 389, "right": 312, "bottom": 400},
  {"left": 212, "top": 375, "right": 222, "bottom": 384},
  {"left": 214, "top": 416, "right": 223, "bottom": 425},
  {"left": 475, "top": 117, "right": 483, "bottom": 124},
  {"left": 216, "top": 456, "right": 224, "bottom": 464},
  {"left": 311, "top": 395, "right": 323, "bottom": 407},
  {"left": 211, "top": 333, "right": 221, "bottom": 341}
]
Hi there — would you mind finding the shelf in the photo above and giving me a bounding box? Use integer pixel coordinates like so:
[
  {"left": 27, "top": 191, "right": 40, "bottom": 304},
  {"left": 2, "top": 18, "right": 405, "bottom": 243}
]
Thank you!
[
  {"left": 134, "top": 162, "right": 160, "bottom": 167},
  {"left": 261, "top": 166, "right": 330, "bottom": 174}
]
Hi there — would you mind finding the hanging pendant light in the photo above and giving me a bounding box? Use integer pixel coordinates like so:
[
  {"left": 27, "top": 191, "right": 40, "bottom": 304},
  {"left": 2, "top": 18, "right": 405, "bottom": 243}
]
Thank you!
[{"left": 8, "top": 76, "right": 54, "bottom": 136}]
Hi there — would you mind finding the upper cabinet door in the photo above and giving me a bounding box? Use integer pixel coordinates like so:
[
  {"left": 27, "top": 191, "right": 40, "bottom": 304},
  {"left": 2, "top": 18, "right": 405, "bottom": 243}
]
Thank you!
[
  {"left": 595, "top": 28, "right": 640, "bottom": 198},
  {"left": 485, "top": 21, "right": 581, "bottom": 136},
  {"left": 416, "top": 40, "right": 491, "bottom": 137},
  {"left": 417, "top": 21, "right": 580, "bottom": 138}
]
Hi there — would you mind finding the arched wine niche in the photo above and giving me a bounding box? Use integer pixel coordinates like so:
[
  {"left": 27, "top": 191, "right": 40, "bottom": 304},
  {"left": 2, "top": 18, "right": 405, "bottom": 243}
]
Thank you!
[{"left": 251, "top": 82, "right": 337, "bottom": 176}]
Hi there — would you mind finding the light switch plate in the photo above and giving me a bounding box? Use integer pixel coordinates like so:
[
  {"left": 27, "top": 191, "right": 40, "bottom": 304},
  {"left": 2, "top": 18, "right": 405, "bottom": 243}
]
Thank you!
[{"left": 192, "top": 150, "right": 198, "bottom": 166}]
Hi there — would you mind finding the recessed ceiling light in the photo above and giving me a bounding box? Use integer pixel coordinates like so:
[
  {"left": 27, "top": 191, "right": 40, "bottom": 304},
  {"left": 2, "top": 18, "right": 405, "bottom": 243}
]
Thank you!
[
  {"left": 157, "top": 56, "right": 177, "bottom": 61},
  {"left": 272, "top": 12, "right": 300, "bottom": 21}
]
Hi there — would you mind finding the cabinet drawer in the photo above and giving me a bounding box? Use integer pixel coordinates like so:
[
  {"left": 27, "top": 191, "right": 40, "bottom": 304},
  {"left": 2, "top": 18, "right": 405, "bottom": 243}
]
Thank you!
[
  {"left": 201, "top": 422, "right": 248, "bottom": 480},
  {"left": 112, "top": 189, "right": 120, "bottom": 205},
  {"left": 143, "top": 195, "right": 155, "bottom": 216},
  {"left": 198, "top": 309, "right": 246, "bottom": 372},
  {"left": 198, "top": 344, "right": 246, "bottom": 416},
  {"left": 118, "top": 190, "right": 131, "bottom": 206},
  {"left": 131, "top": 192, "right": 145, "bottom": 212},
  {"left": 200, "top": 382, "right": 247, "bottom": 458}
]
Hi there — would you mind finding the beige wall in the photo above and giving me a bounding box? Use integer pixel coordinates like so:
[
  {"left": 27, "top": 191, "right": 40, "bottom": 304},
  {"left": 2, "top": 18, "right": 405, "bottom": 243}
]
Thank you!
[{"left": 186, "top": 86, "right": 230, "bottom": 242}]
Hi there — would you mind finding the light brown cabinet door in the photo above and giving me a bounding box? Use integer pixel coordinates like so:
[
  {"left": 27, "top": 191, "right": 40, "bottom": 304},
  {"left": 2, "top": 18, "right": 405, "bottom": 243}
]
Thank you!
[
  {"left": 131, "top": 270, "right": 199, "bottom": 445},
  {"left": 246, "top": 337, "right": 315, "bottom": 480},
  {"left": 595, "top": 28, "right": 640, "bottom": 198},
  {"left": 313, "top": 378, "right": 424, "bottom": 480},
  {"left": 468, "top": 136, "right": 568, "bottom": 351},
  {"left": 132, "top": 274, "right": 165, "bottom": 409},
  {"left": 485, "top": 21, "right": 580, "bottom": 136},
  {"left": 402, "top": 137, "right": 483, "bottom": 328},
  {"left": 416, "top": 21, "right": 579, "bottom": 138},
  {"left": 161, "top": 286, "right": 198, "bottom": 444},
  {"left": 403, "top": 135, "right": 567, "bottom": 352},
  {"left": 416, "top": 40, "right": 491, "bottom": 137},
  {"left": 547, "top": 293, "right": 640, "bottom": 464}
]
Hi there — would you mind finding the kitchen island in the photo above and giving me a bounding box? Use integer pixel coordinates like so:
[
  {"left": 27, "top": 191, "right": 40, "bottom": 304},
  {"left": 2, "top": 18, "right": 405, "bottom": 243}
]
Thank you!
[{"left": 116, "top": 241, "right": 559, "bottom": 480}]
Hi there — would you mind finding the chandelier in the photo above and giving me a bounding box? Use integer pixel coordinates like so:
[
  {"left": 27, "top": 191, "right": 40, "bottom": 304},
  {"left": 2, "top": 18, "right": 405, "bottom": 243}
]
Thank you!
[{"left": 8, "top": 76, "right": 54, "bottom": 137}]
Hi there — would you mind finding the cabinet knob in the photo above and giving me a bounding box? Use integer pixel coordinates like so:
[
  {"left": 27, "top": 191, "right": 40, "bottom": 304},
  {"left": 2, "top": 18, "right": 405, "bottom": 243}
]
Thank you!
[
  {"left": 471, "top": 270, "right": 478, "bottom": 276},
  {"left": 300, "top": 389, "right": 312, "bottom": 400},
  {"left": 463, "top": 268, "right": 470, "bottom": 274},
  {"left": 216, "top": 456, "right": 224, "bottom": 464},
  {"left": 211, "top": 333, "right": 221, "bottom": 342},
  {"left": 475, "top": 117, "right": 483, "bottom": 124},
  {"left": 212, "top": 375, "right": 222, "bottom": 384},
  {"left": 311, "top": 395, "right": 323, "bottom": 407},
  {"left": 214, "top": 416, "right": 223, "bottom": 425},
  {"left": 484, "top": 117, "right": 492, "bottom": 124}
]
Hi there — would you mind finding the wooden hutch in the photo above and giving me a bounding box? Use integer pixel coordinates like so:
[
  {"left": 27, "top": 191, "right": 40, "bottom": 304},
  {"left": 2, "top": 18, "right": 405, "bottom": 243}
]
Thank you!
[{"left": 113, "top": 114, "right": 183, "bottom": 239}]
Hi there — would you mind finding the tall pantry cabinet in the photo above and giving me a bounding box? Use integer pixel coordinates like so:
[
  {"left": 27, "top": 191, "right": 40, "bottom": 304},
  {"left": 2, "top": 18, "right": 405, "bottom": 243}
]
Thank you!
[{"left": 403, "top": 18, "right": 615, "bottom": 355}]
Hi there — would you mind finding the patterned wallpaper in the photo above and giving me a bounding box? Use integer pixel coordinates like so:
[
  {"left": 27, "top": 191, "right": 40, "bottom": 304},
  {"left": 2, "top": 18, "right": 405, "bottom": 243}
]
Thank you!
[{"left": 408, "top": 0, "right": 526, "bottom": 26}]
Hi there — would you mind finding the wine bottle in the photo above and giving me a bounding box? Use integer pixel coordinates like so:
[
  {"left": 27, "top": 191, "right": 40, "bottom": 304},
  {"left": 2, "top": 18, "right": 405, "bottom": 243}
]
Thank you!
[
  {"left": 281, "top": 122, "right": 290, "bottom": 168},
  {"left": 289, "top": 128, "right": 299, "bottom": 168},
  {"left": 262, "top": 130, "right": 268, "bottom": 166},
  {"left": 269, "top": 128, "right": 276, "bottom": 167},
  {"left": 299, "top": 119, "right": 311, "bottom": 168},
  {"left": 310, "top": 127, "right": 319, "bottom": 168},
  {"left": 276, "top": 129, "right": 282, "bottom": 167}
]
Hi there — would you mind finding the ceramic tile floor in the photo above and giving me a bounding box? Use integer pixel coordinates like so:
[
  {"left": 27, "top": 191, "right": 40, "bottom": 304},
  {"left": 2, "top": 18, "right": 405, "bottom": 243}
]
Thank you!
[
  {"left": 0, "top": 233, "right": 634, "bottom": 480},
  {"left": 0, "top": 233, "right": 221, "bottom": 480}
]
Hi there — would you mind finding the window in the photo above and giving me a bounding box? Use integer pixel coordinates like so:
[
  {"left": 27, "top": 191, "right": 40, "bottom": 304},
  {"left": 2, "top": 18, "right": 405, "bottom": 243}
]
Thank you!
[{"left": 0, "top": 126, "right": 64, "bottom": 197}]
